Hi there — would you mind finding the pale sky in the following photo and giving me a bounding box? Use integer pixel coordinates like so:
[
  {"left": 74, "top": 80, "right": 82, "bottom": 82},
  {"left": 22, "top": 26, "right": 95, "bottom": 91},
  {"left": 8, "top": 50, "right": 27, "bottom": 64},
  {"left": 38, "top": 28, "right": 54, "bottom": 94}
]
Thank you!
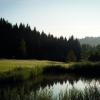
[{"left": 0, "top": 0, "right": 100, "bottom": 38}]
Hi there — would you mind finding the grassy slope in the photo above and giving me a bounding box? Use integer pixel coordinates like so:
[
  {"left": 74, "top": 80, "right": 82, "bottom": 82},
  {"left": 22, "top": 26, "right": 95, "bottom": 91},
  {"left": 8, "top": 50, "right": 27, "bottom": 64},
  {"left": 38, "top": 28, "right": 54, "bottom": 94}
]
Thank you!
[
  {"left": 0, "top": 59, "right": 100, "bottom": 83},
  {"left": 0, "top": 59, "right": 69, "bottom": 83},
  {"left": 0, "top": 59, "right": 68, "bottom": 72}
]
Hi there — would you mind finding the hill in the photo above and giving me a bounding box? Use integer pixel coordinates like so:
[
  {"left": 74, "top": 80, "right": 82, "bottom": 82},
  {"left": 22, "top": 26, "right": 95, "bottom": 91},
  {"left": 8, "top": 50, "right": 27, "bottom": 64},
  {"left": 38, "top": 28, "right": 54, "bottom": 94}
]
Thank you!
[{"left": 79, "top": 37, "right": 100, "bottom": 46}]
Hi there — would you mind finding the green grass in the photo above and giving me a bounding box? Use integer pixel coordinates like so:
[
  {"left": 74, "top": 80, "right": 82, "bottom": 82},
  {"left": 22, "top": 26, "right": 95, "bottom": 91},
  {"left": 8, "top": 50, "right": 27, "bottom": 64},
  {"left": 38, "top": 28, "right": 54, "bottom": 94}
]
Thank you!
[
  {"left": 0, "top": 59, "right": 67, "bottom": 72},
  {"left": 0, "top": 59, "right": 68, "bottom": 83},
  {"left": 1, "top": 59, "right": 100, "bottom": 83}
]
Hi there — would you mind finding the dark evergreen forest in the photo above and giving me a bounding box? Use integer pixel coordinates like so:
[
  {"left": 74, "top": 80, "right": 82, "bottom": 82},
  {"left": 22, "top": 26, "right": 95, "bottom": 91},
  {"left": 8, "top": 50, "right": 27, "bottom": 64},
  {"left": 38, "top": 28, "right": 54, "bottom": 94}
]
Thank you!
[{"left": 0, "top": 18, "right": 81, "bottom": 62}]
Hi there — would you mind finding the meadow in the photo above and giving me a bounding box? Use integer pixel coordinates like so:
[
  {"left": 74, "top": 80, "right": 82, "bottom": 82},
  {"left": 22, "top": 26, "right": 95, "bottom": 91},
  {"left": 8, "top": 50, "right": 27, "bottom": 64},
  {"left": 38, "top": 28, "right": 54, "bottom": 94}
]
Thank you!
[
  {"left": 0, "top": 59, "right": 68, "bottom": 83},
  {"left": 0, "top": 59, "right": 100, "bottom": 83},
  {"left": 0, "top": 59, "right": 100, "bottom": 100},
  {"left": 0, "top": 59, "right": 67, "bottom": 72}
]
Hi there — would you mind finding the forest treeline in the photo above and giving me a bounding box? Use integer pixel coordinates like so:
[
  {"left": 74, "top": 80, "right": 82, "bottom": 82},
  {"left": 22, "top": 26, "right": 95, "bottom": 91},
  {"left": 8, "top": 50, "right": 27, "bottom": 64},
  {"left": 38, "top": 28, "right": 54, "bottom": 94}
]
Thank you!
[
  {"left": 0, "top": 18, "right": 81, "bottom": 61},
  {"left": 81, "top": 44, "right": 100, "bottom": 61},
  {"left": 1, "top": 18, "right": 100, "bottom": 62}
]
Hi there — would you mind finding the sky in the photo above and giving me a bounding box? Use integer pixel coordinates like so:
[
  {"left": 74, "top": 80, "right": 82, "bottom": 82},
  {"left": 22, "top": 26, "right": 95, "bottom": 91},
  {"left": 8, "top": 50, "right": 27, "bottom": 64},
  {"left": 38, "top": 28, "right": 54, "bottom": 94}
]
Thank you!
[{"left": 0, "top": 0, "right": 100, "bottom": 38}]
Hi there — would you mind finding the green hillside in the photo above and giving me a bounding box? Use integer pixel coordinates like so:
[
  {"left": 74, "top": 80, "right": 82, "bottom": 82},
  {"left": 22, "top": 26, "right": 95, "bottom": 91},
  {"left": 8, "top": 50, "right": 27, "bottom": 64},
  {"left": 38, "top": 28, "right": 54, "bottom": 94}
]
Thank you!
[{"left": 79, "top": 37, "right": 100, "bottom": 46}]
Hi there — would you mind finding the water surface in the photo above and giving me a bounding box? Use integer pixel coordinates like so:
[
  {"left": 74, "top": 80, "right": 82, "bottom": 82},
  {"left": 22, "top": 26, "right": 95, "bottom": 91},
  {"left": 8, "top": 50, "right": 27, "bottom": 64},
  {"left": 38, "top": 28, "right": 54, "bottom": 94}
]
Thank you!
[{"left": 0, "top": 76, "right": 100, "bottom": 100}]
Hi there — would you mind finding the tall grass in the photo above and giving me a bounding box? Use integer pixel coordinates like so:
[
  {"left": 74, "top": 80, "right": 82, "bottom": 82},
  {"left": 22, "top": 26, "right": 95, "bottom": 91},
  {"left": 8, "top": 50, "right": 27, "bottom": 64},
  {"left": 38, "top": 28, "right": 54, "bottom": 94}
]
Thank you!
[
  {"left": 61, "top": 86, "right": 100, "bottom": 100},
  {"left": 43, "top": 62, "right": 100, "bottom": 77},
  {"left": 0, "top": 66, "right": 43, "bottom": 84},
  {"left": 69, "top": 62, "right": 100, "bottom": 76},
  {"left": 0, "top": 59, "right": 68, "bottom": 83},
  {"left": 0, "top": 81, "right": 100, "bottom": 100},
  {"left": 0, "top": 60, "right": 100, "bottom": 83}
]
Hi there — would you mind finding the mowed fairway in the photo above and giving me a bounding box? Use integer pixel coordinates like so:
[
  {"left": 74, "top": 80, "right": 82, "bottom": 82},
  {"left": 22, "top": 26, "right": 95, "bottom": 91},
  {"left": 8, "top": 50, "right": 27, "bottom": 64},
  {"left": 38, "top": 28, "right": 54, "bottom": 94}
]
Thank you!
[{"left": 0, "top": 59, "right": 68, "bottom": 72}]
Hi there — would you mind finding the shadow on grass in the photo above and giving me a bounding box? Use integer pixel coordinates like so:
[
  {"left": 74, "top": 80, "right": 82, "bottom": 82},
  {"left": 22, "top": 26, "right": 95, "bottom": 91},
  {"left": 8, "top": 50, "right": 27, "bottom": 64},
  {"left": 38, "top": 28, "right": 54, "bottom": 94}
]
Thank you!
[
  {"left": 43, "top": 62, "right": 100, "bottom": 77},
  {"left": 43, "top": 65, "right": 67, "bottom": 75}
]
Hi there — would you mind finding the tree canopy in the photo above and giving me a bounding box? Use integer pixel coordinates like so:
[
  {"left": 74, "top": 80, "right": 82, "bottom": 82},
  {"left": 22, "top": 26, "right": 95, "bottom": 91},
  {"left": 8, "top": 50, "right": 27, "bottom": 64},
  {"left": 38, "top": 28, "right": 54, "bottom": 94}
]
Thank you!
[{"left": 0, "top": 18, "right": 81, "bottom": 62}]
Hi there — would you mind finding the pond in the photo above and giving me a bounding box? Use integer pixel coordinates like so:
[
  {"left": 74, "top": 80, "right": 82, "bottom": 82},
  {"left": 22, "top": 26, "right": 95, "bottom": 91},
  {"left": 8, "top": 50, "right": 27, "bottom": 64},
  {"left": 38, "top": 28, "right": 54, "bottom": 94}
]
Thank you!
[{"left": 0, "top": 75, "right": 100, "bottom": 100}]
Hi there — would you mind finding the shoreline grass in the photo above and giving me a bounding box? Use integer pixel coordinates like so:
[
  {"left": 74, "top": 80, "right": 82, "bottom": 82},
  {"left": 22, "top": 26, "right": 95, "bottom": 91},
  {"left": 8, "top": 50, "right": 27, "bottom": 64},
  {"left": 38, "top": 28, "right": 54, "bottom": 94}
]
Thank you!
[
  {"left": 0, "top": 79, "right": 100, "bottom": 100},
  {"left": 0, "top": 60, "right": 100, "bottom": 83}
]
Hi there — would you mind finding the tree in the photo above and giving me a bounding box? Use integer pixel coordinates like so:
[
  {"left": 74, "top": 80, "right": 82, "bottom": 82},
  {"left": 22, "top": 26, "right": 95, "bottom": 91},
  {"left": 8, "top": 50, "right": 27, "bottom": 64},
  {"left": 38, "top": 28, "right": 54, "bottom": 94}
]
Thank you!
[
  {"left": 0, "top": 18, "right": 82, "bottom": 62},
  {"left": 67, "top": 36, "right": 81, "bottom": 61},
  {"left": 19, "top": 39, "right": 27, "bottom": 58},
  {"left": 66, "top": 50, "right": 77, "bottom": 62}
]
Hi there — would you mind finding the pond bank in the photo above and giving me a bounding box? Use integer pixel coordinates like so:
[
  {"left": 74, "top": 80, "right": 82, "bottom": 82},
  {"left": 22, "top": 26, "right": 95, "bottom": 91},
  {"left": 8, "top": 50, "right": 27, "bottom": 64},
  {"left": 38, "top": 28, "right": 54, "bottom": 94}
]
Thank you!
[
  {"left": 0, "top": 75, "right": 100, "bottom": 100},
  {"left": 0, "top": 61, "right": 100, "bottom": 84}
]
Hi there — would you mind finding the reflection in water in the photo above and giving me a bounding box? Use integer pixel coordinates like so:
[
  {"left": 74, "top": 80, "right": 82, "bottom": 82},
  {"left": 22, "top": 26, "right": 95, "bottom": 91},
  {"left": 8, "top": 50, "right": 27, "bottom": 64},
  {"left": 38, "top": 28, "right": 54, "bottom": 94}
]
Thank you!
[
  {"left": 0, "top": 77, "right": 100, "bottom": 100},
  {"left": 35, "top": 79, "right": 100, "bottom": 100}
]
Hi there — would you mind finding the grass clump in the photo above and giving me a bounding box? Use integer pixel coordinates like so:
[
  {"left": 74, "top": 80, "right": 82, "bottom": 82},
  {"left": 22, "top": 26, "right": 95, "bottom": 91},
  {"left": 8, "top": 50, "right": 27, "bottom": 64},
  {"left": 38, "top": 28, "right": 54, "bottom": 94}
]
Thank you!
[
  {"left": 61, "top": 86, "right": 100, "bottom": 100},
  {"left": 68, "top": 62, "right": 100, "bottom": 76},
  {"left": 0, "top": 67, "right": 39, "bottom": 84}
]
